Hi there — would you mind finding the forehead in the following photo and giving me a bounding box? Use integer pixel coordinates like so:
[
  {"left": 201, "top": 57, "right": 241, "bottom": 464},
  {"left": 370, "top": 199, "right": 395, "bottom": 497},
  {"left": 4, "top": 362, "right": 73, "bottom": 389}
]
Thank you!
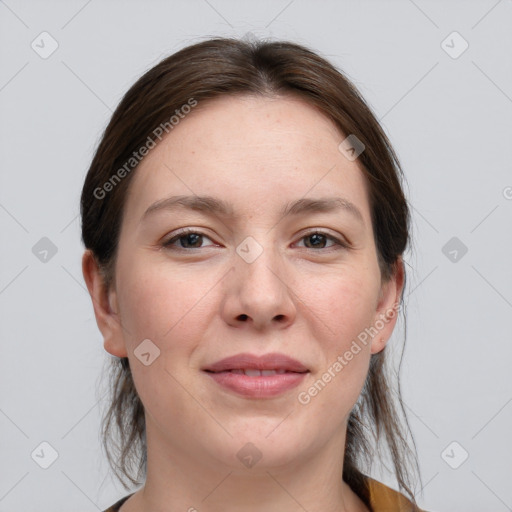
[{"left": 122, "top": 94, "right": 371, "bottom": 226}]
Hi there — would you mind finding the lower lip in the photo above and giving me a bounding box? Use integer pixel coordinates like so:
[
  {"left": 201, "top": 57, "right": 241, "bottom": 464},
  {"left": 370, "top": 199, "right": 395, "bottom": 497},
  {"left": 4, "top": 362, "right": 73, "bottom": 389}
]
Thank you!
[{"left": 204, "top": 371, "right": 308, "bottom": 398}]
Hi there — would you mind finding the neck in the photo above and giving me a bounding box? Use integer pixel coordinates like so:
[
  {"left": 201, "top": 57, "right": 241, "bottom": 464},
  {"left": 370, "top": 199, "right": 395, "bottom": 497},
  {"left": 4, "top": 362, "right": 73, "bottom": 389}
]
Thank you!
[{"left": 131, "top": 419, "right": 369, "bottom": 512}]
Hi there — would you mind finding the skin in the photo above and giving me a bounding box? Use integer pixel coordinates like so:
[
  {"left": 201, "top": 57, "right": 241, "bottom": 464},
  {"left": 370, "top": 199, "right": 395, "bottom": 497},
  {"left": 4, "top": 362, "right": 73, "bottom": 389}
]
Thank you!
[{"left": 83, "top": 94, "right": 404, "bottom": 512}]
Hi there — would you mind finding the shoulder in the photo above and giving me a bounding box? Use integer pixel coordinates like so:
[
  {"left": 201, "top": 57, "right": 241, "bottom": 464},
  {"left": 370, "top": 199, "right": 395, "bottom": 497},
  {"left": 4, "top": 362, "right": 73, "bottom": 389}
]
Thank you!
[
  {"left": 103, "top": 492, "right": 134, "bottom": 512},
  {"left": 367, "top": 477, "right": 427, "bottom": 512}
]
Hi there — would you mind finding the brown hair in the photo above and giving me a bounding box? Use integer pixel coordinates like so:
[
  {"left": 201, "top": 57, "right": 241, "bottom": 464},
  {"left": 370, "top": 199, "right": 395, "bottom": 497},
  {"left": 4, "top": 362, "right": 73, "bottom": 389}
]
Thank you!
[{"left": 81, "top": 37, "right": 420, "bottom": 509}]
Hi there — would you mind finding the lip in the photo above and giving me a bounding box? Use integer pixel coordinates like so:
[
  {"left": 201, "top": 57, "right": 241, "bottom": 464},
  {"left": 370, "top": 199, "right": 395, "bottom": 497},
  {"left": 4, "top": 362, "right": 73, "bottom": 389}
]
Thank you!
[
  {"left": 202, "top": 352, "right": 309, "bottom": 373},
  {"left": 202, "top": 352, "right": 310, "bottom": 398}
]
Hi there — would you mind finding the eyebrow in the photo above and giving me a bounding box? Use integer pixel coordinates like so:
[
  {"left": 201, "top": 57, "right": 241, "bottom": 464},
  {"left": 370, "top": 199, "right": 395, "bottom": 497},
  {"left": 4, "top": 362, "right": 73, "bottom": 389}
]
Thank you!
[{"left": 140, "top": 195, "right": 364, "bottom": 224}]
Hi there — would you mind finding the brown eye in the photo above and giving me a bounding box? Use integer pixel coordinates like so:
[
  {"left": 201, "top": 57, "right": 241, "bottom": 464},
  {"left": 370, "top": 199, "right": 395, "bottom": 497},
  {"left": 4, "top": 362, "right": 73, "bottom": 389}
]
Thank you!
[
  {"left": 304, "top": 233, "right": 328, "bottom": 249},
  {"left": 296, "top": 231, "right": 345, "bottom": 250},
  {"left": 163, "top": 230, "right": 215, "bottom": 250},
  {"left": 177, "top": 233, "right": 203, "bottom": 248}
]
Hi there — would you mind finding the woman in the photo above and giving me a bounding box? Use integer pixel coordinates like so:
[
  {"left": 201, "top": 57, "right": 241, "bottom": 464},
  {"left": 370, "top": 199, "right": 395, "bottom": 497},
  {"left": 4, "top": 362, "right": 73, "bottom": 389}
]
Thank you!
[{"left": 81, "top": 37, "right": 426, "bottom": 512}]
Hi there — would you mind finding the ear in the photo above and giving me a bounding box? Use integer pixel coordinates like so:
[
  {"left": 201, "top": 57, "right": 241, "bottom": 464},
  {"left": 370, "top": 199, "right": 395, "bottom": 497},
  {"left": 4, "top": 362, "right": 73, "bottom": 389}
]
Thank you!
[
  {"left": 370, "top": 257, "right": 405, "bottom": 355},
  {"left": 82, "top": 249, "right": 128, "bottom": 358}
]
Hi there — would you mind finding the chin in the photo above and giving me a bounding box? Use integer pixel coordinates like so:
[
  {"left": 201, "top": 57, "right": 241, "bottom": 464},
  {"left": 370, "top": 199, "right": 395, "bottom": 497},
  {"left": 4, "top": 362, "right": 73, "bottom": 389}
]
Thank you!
[{"left": 208, "top": 423, "right": 307, "bottom": 470}]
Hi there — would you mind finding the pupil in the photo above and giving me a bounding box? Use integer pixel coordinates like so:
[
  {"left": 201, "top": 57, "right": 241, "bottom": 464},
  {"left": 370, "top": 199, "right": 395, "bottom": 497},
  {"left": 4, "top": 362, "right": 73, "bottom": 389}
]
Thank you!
[
  {"left": 307, "top": 234, "right": 325, "bottom": 248},
  {"left": 183, "top": 233, "right": 201, "bottom": 247}
]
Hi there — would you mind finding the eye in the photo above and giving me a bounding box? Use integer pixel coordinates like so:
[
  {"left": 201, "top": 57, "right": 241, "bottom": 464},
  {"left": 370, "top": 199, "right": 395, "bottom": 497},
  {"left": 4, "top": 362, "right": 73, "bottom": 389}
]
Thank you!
[
  {"left": 162, "top": 229, "right": 348, "bottom": 252},
  {"left": 295, "top": 231, "right": 347, "bottom": 250},
  {"left": 162, "top": 229, "right": 216, "bottom": 250}
]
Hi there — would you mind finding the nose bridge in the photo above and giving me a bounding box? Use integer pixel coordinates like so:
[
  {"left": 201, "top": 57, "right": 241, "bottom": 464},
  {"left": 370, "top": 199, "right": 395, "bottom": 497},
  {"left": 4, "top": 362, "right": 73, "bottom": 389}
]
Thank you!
[{"left": 236, "top": 234, "right": 285, "bottom": 296}]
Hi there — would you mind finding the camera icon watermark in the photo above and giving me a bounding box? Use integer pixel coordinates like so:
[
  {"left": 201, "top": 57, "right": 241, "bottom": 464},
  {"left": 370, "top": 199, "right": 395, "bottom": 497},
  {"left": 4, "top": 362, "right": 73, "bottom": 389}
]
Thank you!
[
  {"left": 441, "top": 31, "right": 469, "bottom": 59},
  {"left": 338, "top": 134, "right": 365, "bottom": 161},
  {"left": 31, "top": 441, "right": 59, "bottom": 469},
  {"left": 442, "top": 236, "right": 468, "bottom": 263},
  {"left": 236, "top": 442, "right": 262, "bottom": 468},
  {"left": 32, "top": 237, "right": 58, "bottom": 263},
  {"left": 31, "top": 31, "right": 59, "bottom": 59},
  {"left": 236, "top": 236, "right": 263, "bottom": 264},
  {"left": 441, "top": 441, "right": 469, "bottom": 469},
  {"left": 134, "top": 339, "right": 161, "bottom": 366}
]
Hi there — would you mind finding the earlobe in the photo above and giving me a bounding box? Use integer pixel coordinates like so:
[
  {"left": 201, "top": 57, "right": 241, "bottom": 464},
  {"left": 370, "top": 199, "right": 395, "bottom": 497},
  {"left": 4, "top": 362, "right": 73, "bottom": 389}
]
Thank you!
[
  {"left": 81, "top": 250, "right": 127, "bottom": 358},
  {"left": 370, "top": 337, "right": 387, "bottom": 354}
]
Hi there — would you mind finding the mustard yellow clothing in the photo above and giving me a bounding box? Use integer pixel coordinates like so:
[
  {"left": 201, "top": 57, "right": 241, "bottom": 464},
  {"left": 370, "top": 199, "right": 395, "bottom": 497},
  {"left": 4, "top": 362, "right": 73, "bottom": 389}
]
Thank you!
[
  {"left": 103, "top": 478, "right": 426, "bottom": 511},
  {"left": 368, "top": 478, "right": 425, "bottom": 511}
]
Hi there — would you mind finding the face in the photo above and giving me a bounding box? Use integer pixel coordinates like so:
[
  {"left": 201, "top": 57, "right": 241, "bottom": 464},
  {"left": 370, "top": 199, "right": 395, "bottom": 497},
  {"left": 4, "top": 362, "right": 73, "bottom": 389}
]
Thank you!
[{"left": 86, "top": 94, "right": 403, "bottom": 473}]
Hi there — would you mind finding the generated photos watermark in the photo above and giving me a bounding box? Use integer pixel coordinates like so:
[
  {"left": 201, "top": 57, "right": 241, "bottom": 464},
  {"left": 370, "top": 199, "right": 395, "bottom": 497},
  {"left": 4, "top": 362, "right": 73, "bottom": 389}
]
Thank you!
[
  {"left": 297, "top": 301, "right": 401, "bottom": 405},
  {"left": 93, "top": 98, "right": 198, "bottom": 200}
]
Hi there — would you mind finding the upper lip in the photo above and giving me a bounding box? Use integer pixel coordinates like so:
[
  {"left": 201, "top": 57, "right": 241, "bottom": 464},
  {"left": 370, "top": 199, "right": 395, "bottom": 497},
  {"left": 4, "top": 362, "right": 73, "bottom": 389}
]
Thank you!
[{"left": 202, "top": 352, "right": 309, "bottom": 373}]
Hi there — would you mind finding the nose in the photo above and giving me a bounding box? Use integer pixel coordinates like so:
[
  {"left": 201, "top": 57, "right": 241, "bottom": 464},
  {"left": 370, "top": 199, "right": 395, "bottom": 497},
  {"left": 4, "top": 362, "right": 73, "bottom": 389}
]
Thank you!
[{"left": 220, "top": 241, "right": 297, "bottom": 331}]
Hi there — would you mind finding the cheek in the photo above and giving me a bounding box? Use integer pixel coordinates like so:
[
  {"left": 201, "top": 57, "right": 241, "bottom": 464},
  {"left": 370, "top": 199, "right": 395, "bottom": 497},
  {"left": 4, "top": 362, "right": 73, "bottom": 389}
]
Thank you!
[
  {"left": 299, "top": 273, "right": 377, "bottom": 410},
  {"left": 116, "top": 255, "right": 218, "bottom": 347},
  {"left": 308, "top": 266, "right": 380, "bottom": 345},
  {"left": 115, "top": 258, "right": 218, "bottom": 417}
]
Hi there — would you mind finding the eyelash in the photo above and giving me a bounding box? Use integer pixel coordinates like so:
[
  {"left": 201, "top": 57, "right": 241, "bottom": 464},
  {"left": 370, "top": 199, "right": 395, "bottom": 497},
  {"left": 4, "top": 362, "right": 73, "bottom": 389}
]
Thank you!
[{"left": 162, "top": 228, "right": 348, "bottom": 252}]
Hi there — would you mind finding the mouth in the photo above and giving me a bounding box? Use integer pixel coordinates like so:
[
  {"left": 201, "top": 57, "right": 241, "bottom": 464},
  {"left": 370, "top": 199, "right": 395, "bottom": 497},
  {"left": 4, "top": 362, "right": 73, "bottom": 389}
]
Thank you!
[
  {"left": 202, "top": 353, "right": 310, "bottom": 398},
  {"left": 202, "top": 352, "right": 309, "bottom": 374},
  {"left": 203, "top": 370, "right": 309, "bottom": 398},
  {"left": 204, "top": 368, "right": 307, "bottom": 376}
]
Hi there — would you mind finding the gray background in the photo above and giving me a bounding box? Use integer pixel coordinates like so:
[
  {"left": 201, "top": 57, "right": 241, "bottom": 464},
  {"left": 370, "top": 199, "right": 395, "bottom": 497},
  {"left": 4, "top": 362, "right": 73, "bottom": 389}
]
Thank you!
[{"left": 1, "top": 1, "right": 511, "bottom": 511}]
